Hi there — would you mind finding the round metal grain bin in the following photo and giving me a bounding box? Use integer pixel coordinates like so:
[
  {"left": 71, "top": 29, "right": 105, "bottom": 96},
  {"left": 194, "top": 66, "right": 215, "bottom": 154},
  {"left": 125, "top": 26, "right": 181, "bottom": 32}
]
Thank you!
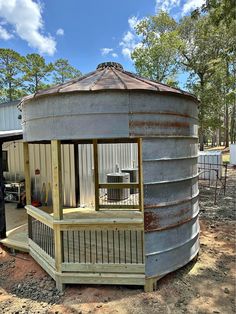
[{"left": 20, "top": 62, "right": 200, "bottom": 283}]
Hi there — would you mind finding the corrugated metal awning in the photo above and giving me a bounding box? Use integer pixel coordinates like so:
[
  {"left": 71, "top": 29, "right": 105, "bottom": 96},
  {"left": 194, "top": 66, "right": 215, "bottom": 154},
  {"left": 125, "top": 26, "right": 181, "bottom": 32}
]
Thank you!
[{"left": 0, "top": 130, "right": 23, "bottom": 142}]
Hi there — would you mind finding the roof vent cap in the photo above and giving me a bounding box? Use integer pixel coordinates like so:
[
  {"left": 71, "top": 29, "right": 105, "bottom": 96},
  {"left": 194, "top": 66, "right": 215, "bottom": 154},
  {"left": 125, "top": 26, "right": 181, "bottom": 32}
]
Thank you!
[{"left": 97, "top": 62, "right": 123, "bottom": 70}]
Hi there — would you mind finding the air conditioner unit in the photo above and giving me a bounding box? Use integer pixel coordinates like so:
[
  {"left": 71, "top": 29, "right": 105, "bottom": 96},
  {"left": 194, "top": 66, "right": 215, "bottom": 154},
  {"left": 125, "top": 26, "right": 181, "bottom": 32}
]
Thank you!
[
  {"left": 121, "top": 168, "right": 138, "bottom": 194},
  {"left": 107, "top": 172, "right": 130, "bottom": 201}
]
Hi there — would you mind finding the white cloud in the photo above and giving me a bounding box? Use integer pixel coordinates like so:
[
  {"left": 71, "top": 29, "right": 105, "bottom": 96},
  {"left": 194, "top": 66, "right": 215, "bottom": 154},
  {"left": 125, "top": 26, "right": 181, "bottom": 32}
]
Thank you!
[
  {"left": 155, "top": 0, "right": 180, "bottom": 12},
  {"left": 182, "top": 0, "right": 205, "bottom": 15},
  {"left": 119, "top": 16, "right": 141, "bottom": 60},
  {"left": 128, "top": 16, "right": 140, "bottom": 30},
  {"left": 122, "top": 31, "right": 134, "bottom": 44},
  {"left": 100, "top": 48, "right": 113, "bottom": 56},
  {"left": 0, "top": 0, "right": 56, "bottom": 55},
  {"left": 56, "top": 28, "right": 64, "bottom": 36},
  {"left": 112, "top": 53, "right": 118, "bottom": 58},
  {"left": 0, "top": 25, "right": 13, "bottom": 40},
  {"left": 121, "top": 48, "right": 132, "bottom": 59}
]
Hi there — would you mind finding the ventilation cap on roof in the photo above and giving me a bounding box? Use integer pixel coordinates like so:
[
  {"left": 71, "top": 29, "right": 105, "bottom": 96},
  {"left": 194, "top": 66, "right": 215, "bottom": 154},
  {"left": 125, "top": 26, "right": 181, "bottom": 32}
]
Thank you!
[{"left": 97, "top": 62, "right": 123, "bottom": 70}]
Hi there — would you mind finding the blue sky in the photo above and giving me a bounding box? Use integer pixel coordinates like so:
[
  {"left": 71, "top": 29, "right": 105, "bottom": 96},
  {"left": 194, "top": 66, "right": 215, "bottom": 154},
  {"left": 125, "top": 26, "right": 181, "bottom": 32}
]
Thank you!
[{"left": 0, "top": 0, "right": 204, "bottom": 87}]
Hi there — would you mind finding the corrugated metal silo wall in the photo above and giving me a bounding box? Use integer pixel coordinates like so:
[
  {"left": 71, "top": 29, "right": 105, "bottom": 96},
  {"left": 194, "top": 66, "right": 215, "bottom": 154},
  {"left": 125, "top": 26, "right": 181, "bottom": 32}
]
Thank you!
[
  {"left": 0, "top": 101, "right": 22, "bottom": 131},
  {"left": 3, "top": 141, "right": 137, "bottom": 207},
  {"left": 129, "top": 92, "right": 200, "bottom": 278}
]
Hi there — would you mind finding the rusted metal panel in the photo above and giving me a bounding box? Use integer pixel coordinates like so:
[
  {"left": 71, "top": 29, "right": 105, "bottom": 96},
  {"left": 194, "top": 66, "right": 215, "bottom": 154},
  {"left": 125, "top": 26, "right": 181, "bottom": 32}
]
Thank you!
[
  {"left": 130, "top": 88, "right": 200, "bottom": 279},
  {"left": 142, "top": 135, "right": 199, "bottom": 278},
  {"left": 144, "top": 195, "right": 199, "bottom": 232},
  {"left": 20, "top": 63, "right": 197, "bottom": 106}
]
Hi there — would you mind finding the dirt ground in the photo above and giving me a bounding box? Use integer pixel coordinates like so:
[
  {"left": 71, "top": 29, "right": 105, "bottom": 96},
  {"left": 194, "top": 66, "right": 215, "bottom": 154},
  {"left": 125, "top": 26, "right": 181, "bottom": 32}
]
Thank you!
[{"left": 0, "top": 168, "right": 235, "bottom": 314}]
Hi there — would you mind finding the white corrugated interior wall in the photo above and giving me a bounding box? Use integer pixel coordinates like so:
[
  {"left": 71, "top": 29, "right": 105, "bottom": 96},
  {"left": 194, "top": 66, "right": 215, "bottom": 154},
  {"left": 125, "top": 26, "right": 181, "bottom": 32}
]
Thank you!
[{"left": 3, "top": 141, "right": 137, "bottom": 207}]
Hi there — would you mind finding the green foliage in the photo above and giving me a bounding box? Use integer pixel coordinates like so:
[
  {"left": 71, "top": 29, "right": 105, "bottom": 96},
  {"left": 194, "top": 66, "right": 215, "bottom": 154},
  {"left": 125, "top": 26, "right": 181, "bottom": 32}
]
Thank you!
[
  {"left": 53, "top": 59, "right": 81, "bottom": 84},
  {"left": 22, "top": 53, "right": 54, "bottom": 93},
  {"left": 131, "top": 11, "right": 181, "bottom": 85},
  {"left": 0, "top": 50, "right": 82, "bottom": 102},
  {"left": 131, "top": 5, "right": 236, "bottom": 147},
  {"left": 0, "top": 49, "right": 24, "bottom": 101},
  {"left": 180, "top": 13, "right": 235, "bottom": 146},
  {"left": 192, "top": 0, "right": 236, "bottom": 27}
]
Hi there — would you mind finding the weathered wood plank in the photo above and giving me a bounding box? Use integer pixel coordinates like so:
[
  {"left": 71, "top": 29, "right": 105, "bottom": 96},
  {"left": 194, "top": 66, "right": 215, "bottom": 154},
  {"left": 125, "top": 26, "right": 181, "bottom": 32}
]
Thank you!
[
  {"left": 30, "top": 247, "right": 56, "bottom": 280},
  {"left": 29, "top": 239, "right": 55, "bottom": 267},
  {"left": 54, "top": 217, "right": 143, "bottom": 228},
  {"left": 51, "top": 140, "right": 63, "bottom": 220},
  {"left": 23, "top": 142, "right": 31, "bottom": 205},
  {"left": 54, "top": 224, "right": 63, "bottom": 272},
  {"left": 26, "top": 205, "right": 53, "bottom": 228},
  {"left": 61, "top": 263, "right": 144, "bottom": 273},
  {"left": 58, "top": 272, "right": 145, "bottom": 286}
]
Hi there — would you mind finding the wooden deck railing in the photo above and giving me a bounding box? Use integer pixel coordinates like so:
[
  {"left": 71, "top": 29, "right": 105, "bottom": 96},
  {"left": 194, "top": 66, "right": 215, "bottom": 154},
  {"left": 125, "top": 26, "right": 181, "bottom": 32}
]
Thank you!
[
  {"left": 26, "top": 205, "right": 145, "bottom": 287},
  {"left": 27, "top": 206, "right": 55, "bottom": 266},
  {"left": 61, "top": 228, "right": 144, "bottom": 265}
]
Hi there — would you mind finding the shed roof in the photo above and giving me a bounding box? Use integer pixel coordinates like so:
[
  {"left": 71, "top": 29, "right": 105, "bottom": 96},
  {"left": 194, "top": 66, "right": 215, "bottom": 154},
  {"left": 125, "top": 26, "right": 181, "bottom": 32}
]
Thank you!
[{"left": 21, "top": 62, "right": 197, "bottom": 104}]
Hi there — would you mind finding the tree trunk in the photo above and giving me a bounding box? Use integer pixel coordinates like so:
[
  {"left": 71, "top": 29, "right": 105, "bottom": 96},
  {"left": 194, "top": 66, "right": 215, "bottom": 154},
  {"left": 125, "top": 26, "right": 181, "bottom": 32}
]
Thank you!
[
  {"left": 225, "top": 102, "right": 229, "bottom": 147},
  {"left": 199, "top": 127, "right": 204, "bottom": 151},
  {"left": 216, "top": 128, "right": 220, "bottom": 146}
]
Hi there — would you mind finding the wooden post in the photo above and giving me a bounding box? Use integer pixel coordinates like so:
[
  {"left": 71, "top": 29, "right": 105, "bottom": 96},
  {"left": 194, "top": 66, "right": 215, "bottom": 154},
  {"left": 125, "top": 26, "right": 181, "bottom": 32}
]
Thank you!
[
  {"left": 93, "top": 139, "right": 99, "bottom": 211},
  {"left": 137, "top": 138, "right": 144, "bottom": 212},
  {"left": 51, "top": 140, "right": 63, "bottom": 220},
  {"left": 51, "top": 140, "right": 64, "bottom": 290},
  {"left": 144, "top": 278, "right": 155, "bottom": 292},
  {"left": 23, "top": 142, "right": 31, "bottom": 205},
  {"left": 0, "top": 142, "right": 6, "bottom": 239},
  {"left": 74, "top": 143, "right": 80, "bottom": 207}
]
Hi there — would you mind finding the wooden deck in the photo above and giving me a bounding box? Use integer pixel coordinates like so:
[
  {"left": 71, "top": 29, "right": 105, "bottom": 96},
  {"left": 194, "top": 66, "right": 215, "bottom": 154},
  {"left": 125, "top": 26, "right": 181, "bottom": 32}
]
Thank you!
[
  {"left": 27, "top": 205, "right": 145, "bottom": 289},
  {"left": 0, "top": 223, "right": 29, "bottom": 252},
  {"left": 0, "top": 203, "right": 29, "bottom": 252},
  {"left": 1, "top": 205, "right": 143, "bottom": 253}
]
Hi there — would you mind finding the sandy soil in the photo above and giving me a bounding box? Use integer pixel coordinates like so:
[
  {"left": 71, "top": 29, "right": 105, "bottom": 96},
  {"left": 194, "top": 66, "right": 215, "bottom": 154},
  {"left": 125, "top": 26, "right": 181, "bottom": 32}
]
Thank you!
[{"left": 0, "top": 168, "right": 235, "bottom": 314}]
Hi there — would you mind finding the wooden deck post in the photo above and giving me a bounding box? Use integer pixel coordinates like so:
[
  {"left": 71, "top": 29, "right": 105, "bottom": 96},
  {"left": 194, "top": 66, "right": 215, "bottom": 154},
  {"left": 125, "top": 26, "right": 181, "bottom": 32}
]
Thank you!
[
  {"left": 23, "top": 142, "right": 31, "bottom": 205},
  {"left": 51, "top": 140, "right": 63, "bottom": 220},
  {"left": 93, "top": 139, "right": 99, "bottom": 211},
  {"left": 51, "top": 140, "right": 64, "bottom": 291}
]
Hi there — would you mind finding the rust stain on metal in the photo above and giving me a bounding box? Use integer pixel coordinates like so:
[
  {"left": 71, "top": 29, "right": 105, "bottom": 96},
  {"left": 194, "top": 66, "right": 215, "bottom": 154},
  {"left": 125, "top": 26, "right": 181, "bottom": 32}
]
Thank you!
[
  {"left": 129, "top": 120, "right": 190, "bottom": 128},
  {"left": 144, "top": 212, "right": 159, "bottom": 231},
  {"left": 144, "top": 208, "right": 195, "bottom": 232},
  {"left": 20, "top": 62, "right": 197, "bottom": 106}
]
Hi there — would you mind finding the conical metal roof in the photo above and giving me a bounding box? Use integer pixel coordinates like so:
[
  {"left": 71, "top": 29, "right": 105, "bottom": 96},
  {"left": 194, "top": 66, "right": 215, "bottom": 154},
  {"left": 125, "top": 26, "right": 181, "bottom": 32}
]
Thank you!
[{"left": 21, "top": 62, "right": 197, "bottom": 103}]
